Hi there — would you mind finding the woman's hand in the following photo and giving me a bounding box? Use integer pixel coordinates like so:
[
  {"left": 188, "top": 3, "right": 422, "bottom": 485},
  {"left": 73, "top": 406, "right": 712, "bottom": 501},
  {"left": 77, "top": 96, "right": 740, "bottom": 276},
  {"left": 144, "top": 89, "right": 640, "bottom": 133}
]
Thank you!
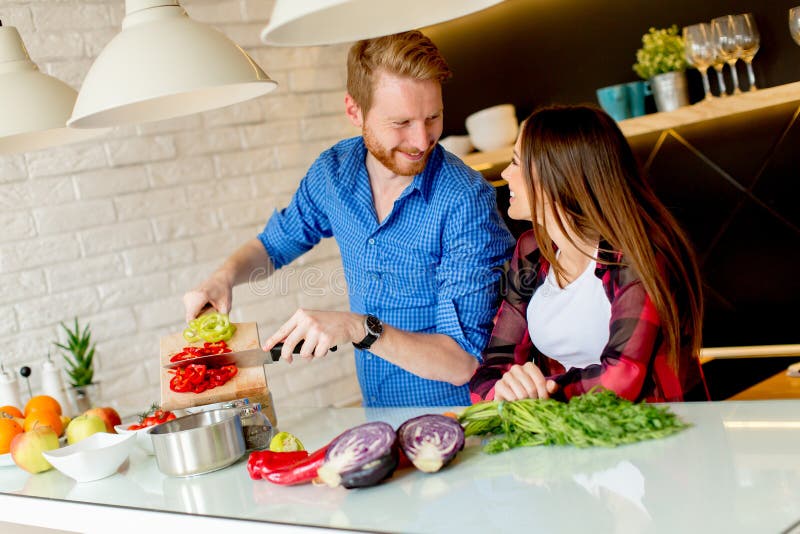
[{"left": 494, "top": 362, "right": 559, "bottom": 401}]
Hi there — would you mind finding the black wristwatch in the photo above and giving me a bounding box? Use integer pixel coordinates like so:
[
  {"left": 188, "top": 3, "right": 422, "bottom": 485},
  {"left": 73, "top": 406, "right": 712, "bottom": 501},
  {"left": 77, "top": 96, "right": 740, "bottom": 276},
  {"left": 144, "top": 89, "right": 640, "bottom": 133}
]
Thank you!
[{"left": 353, "top": 314, "right": 383, "bottom": 350}]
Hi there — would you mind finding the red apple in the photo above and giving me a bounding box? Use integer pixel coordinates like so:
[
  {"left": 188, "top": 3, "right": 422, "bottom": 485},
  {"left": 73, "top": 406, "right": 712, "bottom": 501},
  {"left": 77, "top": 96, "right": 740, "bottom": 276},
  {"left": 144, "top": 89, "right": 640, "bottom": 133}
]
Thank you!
[
  {"left": 10, "top": 425, "right": 59, "bottom": 474},
  {"left": 84, "top": 407, "right": 121, "bottom": 433}
]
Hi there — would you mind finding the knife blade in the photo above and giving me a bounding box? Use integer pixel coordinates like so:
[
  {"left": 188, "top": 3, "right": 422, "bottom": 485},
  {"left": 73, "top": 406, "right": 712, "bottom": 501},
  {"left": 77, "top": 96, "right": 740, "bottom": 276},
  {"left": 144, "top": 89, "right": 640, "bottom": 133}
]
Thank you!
[{"left": 163, "top": 341, "right": 338, "bottom": 369}]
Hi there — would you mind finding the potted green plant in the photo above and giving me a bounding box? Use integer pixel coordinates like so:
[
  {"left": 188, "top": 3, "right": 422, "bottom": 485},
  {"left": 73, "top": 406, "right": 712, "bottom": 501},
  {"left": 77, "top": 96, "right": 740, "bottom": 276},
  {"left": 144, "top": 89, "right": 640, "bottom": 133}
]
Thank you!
[
  {"left": 54, "top": 318, "right": 99, "bottom": 413},
  {"left": 633, "top": 25, "right": 690, "bottom": 112}
]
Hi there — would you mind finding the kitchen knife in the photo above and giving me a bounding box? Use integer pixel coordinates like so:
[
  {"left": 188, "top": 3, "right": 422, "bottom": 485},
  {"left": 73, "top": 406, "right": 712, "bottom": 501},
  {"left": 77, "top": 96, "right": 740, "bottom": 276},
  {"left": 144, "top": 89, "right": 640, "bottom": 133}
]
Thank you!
[{"left": 163, "top": 341, "right": 338, "bottom": 369}]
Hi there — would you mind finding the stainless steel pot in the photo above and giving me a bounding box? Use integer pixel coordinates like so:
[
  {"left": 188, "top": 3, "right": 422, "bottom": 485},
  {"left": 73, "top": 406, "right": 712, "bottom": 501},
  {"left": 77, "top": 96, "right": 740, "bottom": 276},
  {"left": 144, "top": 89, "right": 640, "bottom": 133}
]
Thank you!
[{"left": 149, "top": 408, "right": 246, "bottom": 477}]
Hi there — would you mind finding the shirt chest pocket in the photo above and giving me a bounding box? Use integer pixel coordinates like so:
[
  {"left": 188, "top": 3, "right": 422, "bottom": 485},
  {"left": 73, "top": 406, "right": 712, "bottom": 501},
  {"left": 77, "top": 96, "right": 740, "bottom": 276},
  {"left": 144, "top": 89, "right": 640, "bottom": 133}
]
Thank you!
[{"left": 379, "top": 239, "right": 439, "bottom": 303}]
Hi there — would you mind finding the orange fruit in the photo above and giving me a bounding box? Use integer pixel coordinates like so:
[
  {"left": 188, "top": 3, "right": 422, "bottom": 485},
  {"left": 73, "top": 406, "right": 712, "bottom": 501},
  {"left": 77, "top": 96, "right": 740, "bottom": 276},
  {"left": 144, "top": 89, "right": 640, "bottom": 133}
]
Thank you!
[
  {"left": 0, "top": 418, "right": 23, "bottom": 454},
  {"left": 23, "top": 409, "right": 64, "bottom": 436},
  {"left": 24, "top": 395, "right": 62, "bottom": 417},
  {"left": 0, "top": 405, "right": 24, "bottom": 419}
]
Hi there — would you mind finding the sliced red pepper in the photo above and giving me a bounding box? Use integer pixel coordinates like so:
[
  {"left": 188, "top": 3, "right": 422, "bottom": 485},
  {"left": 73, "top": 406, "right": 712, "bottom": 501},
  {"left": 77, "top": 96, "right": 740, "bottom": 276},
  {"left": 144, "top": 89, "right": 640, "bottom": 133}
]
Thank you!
[
  {"left": 169, "top": 341, "right": 233, "bottom": 362},
  {"left": 264, "top": 445, "right": 328, "bottom": 486},
  {"left": 168, "top": 362, "right": 237, "bottom": 394}
]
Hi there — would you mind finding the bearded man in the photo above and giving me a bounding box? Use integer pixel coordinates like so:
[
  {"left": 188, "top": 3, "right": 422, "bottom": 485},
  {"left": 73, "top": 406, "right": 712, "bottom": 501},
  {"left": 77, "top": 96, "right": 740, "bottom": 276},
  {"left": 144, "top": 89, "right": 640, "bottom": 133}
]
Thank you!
[{"left": 185, "top": 31, "right": 514, "bottom": 407}]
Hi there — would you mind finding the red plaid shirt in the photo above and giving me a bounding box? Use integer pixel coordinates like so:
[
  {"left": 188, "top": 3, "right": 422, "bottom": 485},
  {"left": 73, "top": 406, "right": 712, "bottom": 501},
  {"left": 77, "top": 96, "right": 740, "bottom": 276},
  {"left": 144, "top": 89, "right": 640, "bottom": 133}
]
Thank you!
[{"left": 469, "top": 231, "right": 709, "bottom": 403}]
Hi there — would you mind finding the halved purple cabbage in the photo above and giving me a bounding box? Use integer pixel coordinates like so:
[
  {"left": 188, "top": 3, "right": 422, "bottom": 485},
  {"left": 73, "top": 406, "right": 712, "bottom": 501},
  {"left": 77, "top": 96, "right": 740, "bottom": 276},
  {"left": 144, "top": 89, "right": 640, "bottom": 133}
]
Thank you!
[
  {"left": 317, "top": 421, "right": 398, "bottom": 489},
  {"left": 397, "top": 414, "right": 465, "bottom": 473}
]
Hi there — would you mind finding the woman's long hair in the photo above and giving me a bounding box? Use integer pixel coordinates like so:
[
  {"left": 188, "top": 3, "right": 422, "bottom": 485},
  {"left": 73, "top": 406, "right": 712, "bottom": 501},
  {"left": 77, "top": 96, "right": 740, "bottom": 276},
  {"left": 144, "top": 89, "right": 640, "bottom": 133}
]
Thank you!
[{"left": 519, "top": 105, "right": 703, "bottom": 369}]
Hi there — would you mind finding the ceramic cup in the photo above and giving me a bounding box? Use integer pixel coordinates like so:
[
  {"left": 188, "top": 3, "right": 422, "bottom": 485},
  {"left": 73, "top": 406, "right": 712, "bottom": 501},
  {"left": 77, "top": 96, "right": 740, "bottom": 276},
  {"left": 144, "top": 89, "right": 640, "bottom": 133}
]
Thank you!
[
  {"left": 597, "top": 82, "right": 652, "bottom": 121},
  {"left": 625, "top": 81, "right": 652, "bottom": 118},
  {"left": 596, "top": 84, "right": 631, "bottom": 121}
]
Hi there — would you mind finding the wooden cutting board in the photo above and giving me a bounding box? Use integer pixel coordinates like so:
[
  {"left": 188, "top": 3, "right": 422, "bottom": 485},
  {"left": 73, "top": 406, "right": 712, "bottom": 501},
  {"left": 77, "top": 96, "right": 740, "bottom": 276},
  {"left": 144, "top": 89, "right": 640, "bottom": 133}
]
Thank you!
[{"left": 159, "top": 322, "right": 271, "bottom": 413}]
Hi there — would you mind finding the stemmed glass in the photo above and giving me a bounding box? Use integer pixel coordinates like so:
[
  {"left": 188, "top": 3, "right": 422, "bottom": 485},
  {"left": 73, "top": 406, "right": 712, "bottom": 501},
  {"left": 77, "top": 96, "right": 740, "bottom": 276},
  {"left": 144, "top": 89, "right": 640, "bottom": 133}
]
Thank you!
[
  {"left": 711, "top": 15, "right": 742, "bottom": 94},
  {"left": 790, "top": 7, "right": 800, "bottom": 46},
  {"left": 711, "top": 48, "right": 729, "bottom": 96},
  {"left": 683, "top": 24, "right": 716, "bottom": 101},
  {"left": 733, "top": 13, "right": 760, "bottom": 91}
]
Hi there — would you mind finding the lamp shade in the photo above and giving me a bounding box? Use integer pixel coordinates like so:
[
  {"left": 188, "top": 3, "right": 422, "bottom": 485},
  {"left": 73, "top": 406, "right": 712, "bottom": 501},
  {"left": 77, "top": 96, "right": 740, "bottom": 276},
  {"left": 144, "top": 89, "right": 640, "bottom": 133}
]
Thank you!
[
  {"left": 0, "top": 26, "right": 107, "bottom": 154},
  {"left": 68, "top": 0, "right": 277, "bottom": 129},
  {"left": 261, "top": 0, "right": 506, "bottom": 46}
]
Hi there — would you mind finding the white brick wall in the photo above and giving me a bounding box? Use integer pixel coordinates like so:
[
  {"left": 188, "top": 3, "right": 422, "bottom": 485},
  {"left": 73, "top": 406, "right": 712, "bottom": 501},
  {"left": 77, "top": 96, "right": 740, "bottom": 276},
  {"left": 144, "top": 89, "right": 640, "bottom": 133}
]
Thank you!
[{"left": 0, "top": 0, "right": 362, "bottom": 418}]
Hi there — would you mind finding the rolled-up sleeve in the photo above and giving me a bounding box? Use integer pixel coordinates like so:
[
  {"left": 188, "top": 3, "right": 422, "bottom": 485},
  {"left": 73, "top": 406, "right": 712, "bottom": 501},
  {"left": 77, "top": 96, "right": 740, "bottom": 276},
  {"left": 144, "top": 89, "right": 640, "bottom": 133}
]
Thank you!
[
  {"left": 258, "top": 157, "right": 334, "bottom": 270},
  {"left": 435, "top": 181, "right": 514, "bottom": 359}
]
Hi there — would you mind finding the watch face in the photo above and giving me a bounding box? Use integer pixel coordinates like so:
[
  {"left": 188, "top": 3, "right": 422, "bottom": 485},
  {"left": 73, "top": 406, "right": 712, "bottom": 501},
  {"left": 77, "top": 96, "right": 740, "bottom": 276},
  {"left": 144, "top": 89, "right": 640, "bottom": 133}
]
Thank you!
[{"left": 366, "top": 315, "right": 383, "bottom": 335}]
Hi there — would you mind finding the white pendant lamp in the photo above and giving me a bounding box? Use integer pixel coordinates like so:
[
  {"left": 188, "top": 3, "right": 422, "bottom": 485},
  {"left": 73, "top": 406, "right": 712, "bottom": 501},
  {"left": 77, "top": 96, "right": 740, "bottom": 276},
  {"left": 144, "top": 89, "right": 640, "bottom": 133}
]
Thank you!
[
  {"left": 68, "top": 0, "right": 277, "bottom": 129},
  {"left": 261, "top": 0, "right": 506, "bottom": 46},
  {"left": 0, "top": 24, "right": 107, "bottom": 154}
]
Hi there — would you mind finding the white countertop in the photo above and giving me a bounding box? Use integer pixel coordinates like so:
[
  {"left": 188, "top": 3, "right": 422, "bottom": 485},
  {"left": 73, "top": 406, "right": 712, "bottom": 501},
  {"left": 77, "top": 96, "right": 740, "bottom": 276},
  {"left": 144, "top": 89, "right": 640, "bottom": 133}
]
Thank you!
[{"left": 2, "top": 400, "right": 800, "bottom": 533}]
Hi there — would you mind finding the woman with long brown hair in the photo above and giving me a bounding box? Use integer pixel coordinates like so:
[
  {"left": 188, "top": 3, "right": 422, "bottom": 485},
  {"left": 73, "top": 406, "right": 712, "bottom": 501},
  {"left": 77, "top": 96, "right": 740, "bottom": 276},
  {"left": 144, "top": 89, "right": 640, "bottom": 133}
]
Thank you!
[{"left": 470, "top": 105, "right": 709, "bottom": 403}]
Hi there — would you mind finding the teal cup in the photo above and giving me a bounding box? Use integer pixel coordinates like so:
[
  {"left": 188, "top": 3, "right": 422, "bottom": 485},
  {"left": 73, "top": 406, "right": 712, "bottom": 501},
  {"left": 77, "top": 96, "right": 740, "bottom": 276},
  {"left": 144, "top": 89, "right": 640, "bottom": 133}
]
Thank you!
[
  {"left": 596, "top": 84, "right": 630, "bottom": 121},
  {"left": 625, "top": 81, "right": 651, "bottom": 118}
]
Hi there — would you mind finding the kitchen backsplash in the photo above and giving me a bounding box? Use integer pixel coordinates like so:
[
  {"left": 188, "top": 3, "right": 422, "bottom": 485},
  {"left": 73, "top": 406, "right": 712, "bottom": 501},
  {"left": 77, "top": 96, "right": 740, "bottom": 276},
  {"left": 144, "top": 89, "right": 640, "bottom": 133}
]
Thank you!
[{"left": 0, "top": 0, "right": 363, "bottom": 416}]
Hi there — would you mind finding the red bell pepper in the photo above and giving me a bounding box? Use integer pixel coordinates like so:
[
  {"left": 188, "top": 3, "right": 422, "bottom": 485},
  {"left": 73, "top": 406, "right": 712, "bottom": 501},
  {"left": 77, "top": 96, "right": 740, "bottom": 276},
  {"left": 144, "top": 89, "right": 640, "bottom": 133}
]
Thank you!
[
  {"left": 246, "top": 450, "right": 310, "bottom": 480},
  {"left": 264, "top": 445, "right": 329, "bottom": 486}
]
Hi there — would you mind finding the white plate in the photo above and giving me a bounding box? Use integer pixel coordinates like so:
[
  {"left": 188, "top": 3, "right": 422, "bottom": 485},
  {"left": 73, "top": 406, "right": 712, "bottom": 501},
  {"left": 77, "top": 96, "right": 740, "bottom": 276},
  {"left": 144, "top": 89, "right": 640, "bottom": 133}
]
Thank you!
[
  {"left": 114, "top": 422, "right": 156, "bottom": 455},
  {"left": 0, "top": 452, "right": 15, "bottom": 467}
]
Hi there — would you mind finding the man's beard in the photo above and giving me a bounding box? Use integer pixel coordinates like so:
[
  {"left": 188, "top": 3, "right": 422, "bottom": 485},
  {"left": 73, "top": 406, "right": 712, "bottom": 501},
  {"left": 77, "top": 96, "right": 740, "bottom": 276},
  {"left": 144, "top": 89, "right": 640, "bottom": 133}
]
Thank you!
[{"left": 363, "top": 125, "right": 432, "bottom": 177}]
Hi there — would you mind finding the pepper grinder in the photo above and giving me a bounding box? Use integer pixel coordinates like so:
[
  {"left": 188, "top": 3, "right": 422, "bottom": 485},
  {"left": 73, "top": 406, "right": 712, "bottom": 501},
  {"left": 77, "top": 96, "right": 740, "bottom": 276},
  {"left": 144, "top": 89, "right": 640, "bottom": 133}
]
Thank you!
[
  {"left": 19, "top": 366, "right": 33, "bottom": 401},
  {"left": 0, "top": 362, "right": 23, "bottom": 409}
]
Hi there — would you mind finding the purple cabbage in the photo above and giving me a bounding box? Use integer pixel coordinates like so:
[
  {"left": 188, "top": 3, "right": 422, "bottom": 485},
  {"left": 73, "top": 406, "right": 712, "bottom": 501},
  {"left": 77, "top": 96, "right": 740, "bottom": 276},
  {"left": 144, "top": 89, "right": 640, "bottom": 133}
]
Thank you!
[
  {"left": 397, "top": 414, "right": 465, "bottom": 473},
  {"left": 317, "top": 421, "right": 398, "bottom": 489}
]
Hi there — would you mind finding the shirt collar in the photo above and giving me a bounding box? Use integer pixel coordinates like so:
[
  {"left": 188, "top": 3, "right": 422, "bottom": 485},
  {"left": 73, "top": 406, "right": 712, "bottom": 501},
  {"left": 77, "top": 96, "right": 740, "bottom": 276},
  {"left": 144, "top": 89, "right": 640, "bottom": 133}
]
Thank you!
[
  {"left": 346, "top": 138, "right": 440, "bottom": 204},
  {"left": 595, "top": 239, "right": 623, "bottom": 276}
]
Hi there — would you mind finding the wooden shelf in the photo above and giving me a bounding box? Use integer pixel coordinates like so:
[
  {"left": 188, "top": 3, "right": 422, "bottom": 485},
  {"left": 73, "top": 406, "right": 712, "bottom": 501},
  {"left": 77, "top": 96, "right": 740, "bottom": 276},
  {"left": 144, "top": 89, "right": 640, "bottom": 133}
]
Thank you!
[{"left": 462, "top": 81, "right": 800, "bottom": 171}]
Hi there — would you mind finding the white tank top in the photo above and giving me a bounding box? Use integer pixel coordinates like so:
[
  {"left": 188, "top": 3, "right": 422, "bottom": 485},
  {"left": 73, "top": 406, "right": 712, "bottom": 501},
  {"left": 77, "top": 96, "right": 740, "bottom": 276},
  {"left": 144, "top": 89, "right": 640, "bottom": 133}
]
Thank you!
[{"left": 527, "top": 254, "right": 612, "bottom": 369}]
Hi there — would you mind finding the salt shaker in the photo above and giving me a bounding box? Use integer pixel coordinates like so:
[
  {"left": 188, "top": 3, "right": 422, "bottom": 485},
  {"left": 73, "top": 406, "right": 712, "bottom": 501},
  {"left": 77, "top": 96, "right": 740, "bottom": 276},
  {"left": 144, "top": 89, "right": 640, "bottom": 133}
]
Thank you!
[
  {"left": 0, "top": 363, "right": 22, "bottom": 409},
  {"left": 41, "top": 355, "right": 71, "bottom": 417},
  {"left": 240, "top": 403, "right": 273, "bottom": 451}
]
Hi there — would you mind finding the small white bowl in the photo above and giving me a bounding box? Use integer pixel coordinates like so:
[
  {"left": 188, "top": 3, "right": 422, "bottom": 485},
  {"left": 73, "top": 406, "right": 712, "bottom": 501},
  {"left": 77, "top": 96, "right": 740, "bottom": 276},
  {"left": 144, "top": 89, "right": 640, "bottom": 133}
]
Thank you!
[
  {"left": 42, "top": 432, "right": 135, "bottom": 482},
  {"left": 114, "top": 423, "right": 156, "bottom": 455},
  {"left": 439, "top": 135, "right": 474, "bottom": 157},
  {"left": 465, "top": 104, "right": 519, "bottom": 152}
]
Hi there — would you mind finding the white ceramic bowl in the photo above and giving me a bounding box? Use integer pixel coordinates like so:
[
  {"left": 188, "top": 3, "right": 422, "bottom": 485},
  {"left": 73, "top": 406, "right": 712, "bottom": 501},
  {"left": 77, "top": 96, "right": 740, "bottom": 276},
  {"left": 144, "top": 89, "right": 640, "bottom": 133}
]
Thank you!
[
  {"left": 439, "top": 135, "right": 474, "bottom": 157},
  {"left": 114, "top": 422, "right": 156, "bottom": 455},
  {"left": 465, "top": 104, "right": 519, "bottom": 152},
  {"left": 42, "top": 432, "right": 135, "bottom": 482}
]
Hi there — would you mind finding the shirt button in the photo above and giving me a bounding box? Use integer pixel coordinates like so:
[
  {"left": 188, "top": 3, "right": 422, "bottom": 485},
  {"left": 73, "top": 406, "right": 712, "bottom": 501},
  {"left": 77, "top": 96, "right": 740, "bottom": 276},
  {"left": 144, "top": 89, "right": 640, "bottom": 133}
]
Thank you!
[
  {"left": 371, "top": 396, "right": 377, "bottom": 402},
  {"left": 368, "top": 238, "right": 375, "bottom": 245},
  {"left": 371, "top": 273, "right": 380, "bottom": 281}
]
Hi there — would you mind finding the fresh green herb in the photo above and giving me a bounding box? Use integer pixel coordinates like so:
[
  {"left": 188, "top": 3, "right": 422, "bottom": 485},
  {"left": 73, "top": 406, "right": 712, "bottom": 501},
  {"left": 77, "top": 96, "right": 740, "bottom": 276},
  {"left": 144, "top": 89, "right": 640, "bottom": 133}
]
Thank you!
[
  {"left": 54, "top": 317, "right": 95, "bottom": 387},
  {"left": 458, "top": 390, "right": 688, "bottom": 453},
  {"left": 633, "top": 25, "right": 688, "bottom": 80}
]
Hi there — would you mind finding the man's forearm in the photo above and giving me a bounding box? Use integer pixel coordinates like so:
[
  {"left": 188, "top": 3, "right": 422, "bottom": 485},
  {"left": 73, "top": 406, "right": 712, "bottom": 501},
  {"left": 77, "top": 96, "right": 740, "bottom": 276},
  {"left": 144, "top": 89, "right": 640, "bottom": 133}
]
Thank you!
[
  {"left": 367, "top": 325, "right": 479, "bottom": 386},
  {"left": 218, "top": 238, "right": 275, "bottom": 287}
]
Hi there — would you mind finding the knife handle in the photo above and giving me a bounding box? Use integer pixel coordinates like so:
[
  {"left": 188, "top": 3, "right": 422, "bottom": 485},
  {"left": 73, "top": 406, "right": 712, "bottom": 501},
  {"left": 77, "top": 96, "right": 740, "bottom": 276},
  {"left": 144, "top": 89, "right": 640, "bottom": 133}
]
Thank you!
[{"left": 269, "top": 341, "right": 338, "bottom": 360}]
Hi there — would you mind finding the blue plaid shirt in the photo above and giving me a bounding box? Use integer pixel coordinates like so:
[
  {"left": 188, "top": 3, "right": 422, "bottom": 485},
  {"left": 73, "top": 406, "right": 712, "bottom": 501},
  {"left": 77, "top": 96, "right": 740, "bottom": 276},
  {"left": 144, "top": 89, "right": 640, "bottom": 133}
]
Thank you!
[{"left": 258, "top": 137, "right": 514, "bottom": 407}]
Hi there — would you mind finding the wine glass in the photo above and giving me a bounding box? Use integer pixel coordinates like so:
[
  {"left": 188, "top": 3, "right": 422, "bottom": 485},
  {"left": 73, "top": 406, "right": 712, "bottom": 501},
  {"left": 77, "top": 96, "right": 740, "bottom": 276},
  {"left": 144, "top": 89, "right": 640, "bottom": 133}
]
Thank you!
[
  {"left": 683, "top": 23, "right": 716, "bottom": 101},
  {"left": 711, "top": 15, "right": 742, "bottom": 94},
  {"left": 711, "top": 48, "right": 729, "bottom": 96},
  {"left": 790, "top": 6, "right": 800, "bottom": 46},
  {"left": 733, "top": 13, "right": 759, "bottom": 91}
]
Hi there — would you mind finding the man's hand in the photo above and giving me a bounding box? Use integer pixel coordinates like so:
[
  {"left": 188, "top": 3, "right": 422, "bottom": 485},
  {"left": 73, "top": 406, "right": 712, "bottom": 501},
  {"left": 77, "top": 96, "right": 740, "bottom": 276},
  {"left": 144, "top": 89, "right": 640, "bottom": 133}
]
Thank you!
[
  {"left": 263, "top": 309, "right": 363, "bottom": 363},
  {"left": 494, "top": 362, "right": 559, "bottom": 401},
  {"left": 183, "top": 271, "right": 234, "bottom": 322}
]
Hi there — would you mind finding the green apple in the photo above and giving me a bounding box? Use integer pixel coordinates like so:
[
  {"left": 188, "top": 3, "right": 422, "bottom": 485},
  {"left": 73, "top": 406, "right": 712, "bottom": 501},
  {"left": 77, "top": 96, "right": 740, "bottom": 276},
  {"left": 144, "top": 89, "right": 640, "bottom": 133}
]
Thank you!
[
  {"left": 10, "top": 425, "right": 59, "bottom": 474},
  {"left": 66, "top": 414, "right": 107, "bottom": 445}
]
